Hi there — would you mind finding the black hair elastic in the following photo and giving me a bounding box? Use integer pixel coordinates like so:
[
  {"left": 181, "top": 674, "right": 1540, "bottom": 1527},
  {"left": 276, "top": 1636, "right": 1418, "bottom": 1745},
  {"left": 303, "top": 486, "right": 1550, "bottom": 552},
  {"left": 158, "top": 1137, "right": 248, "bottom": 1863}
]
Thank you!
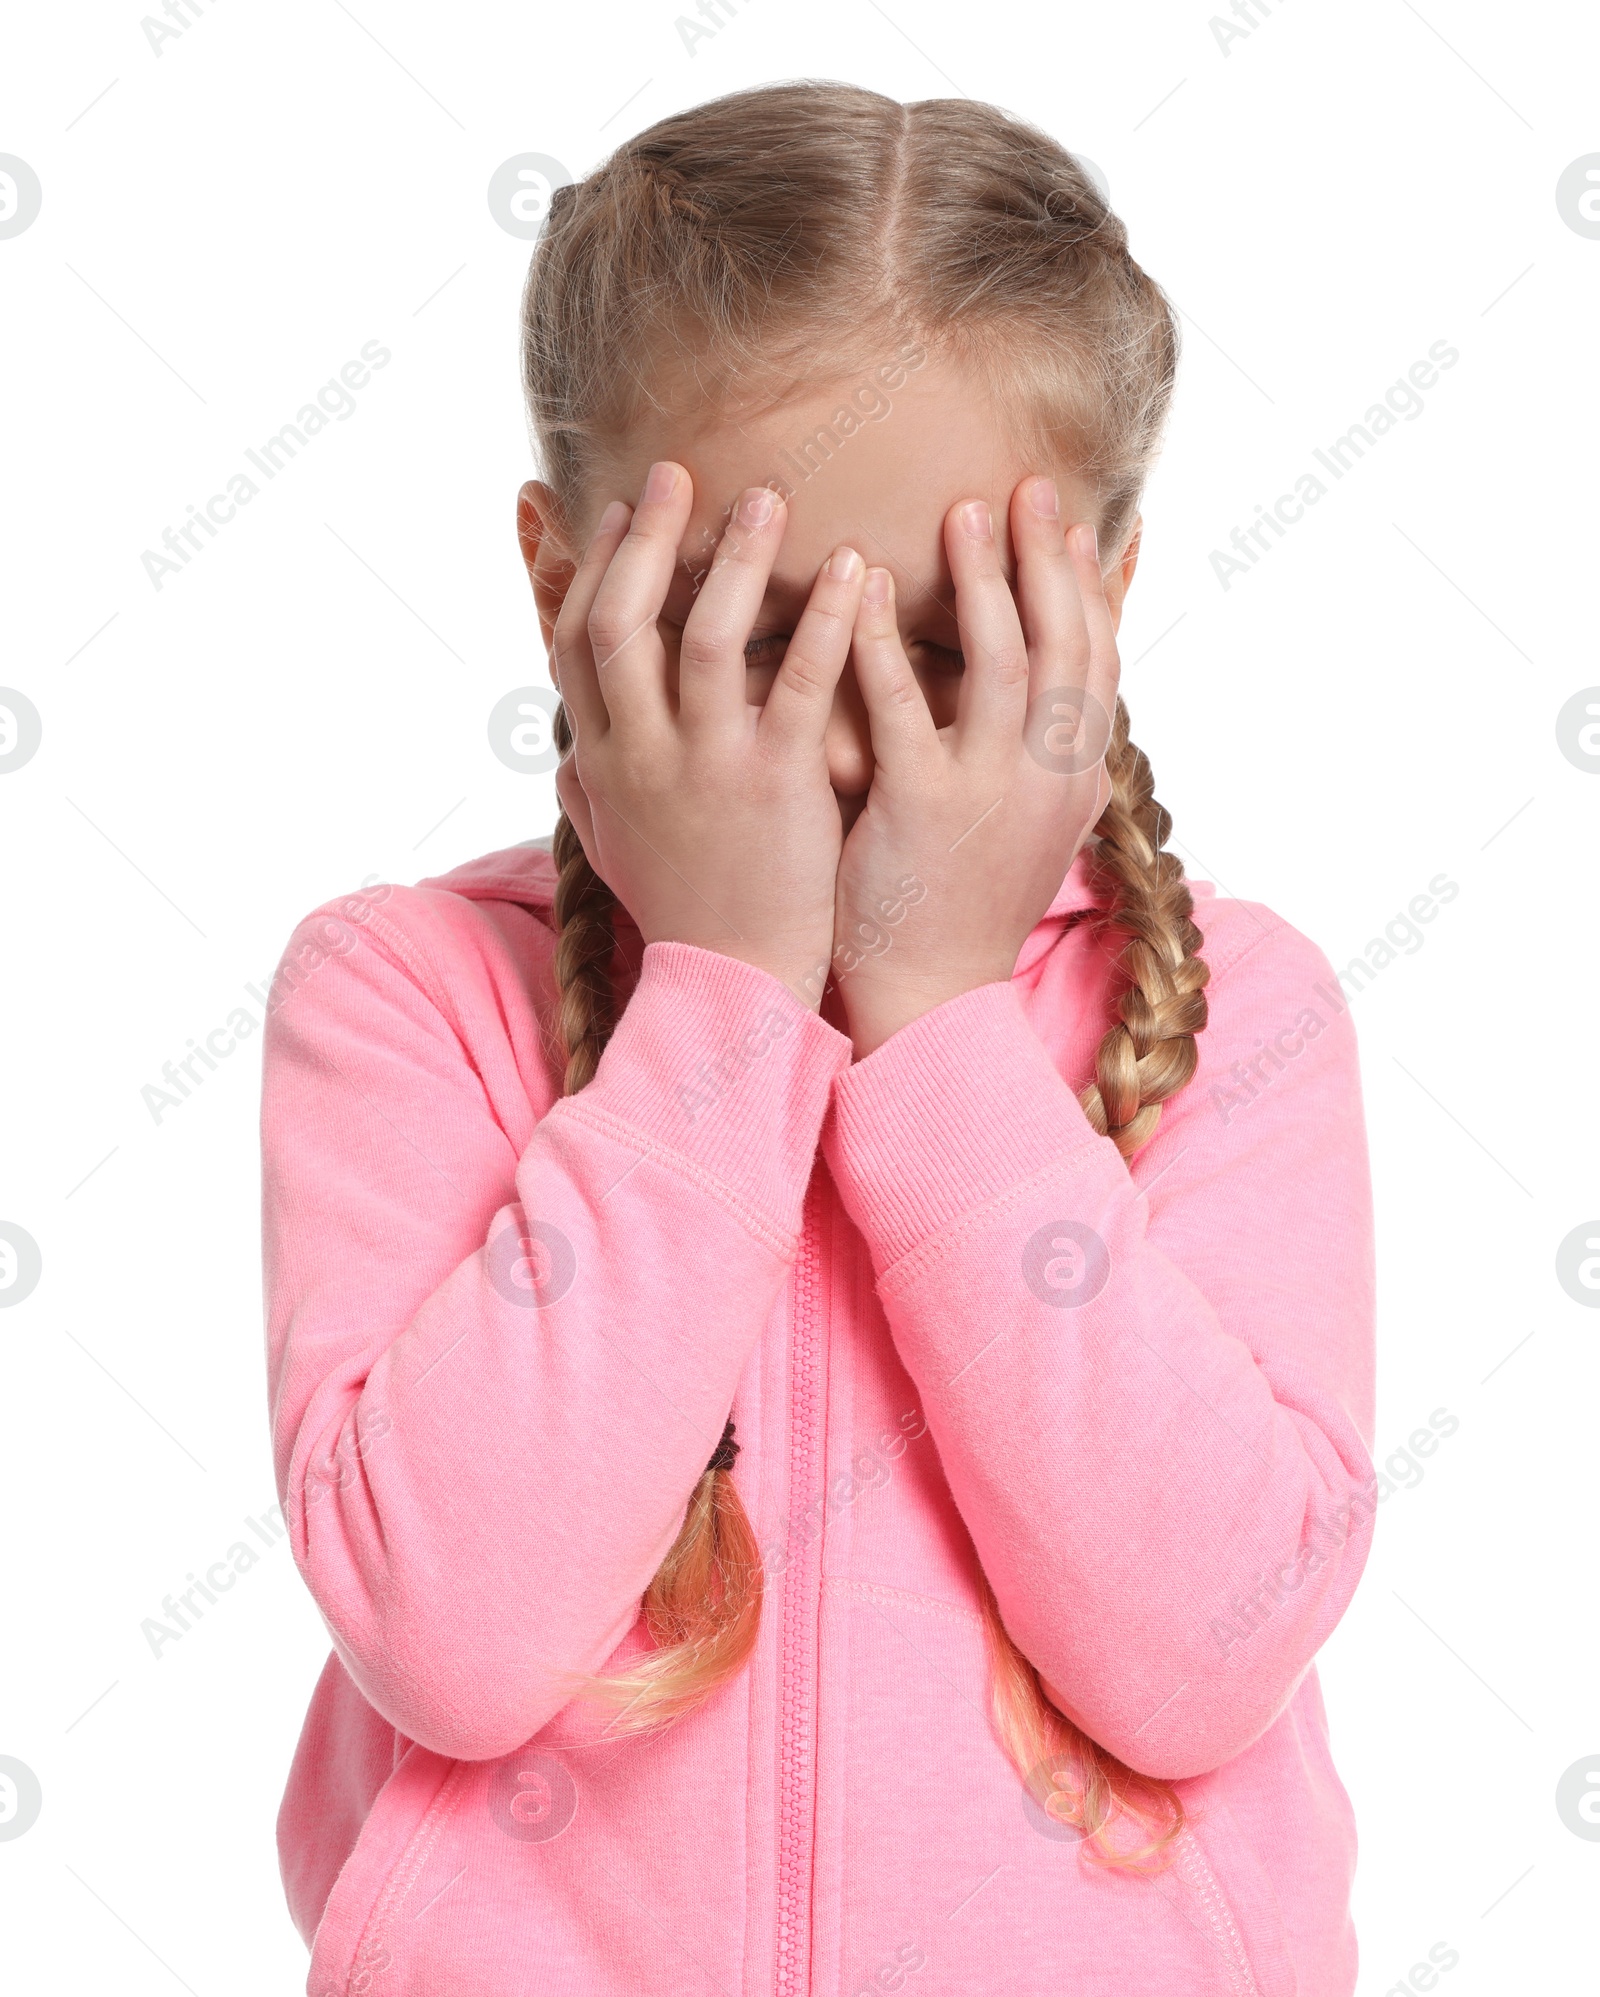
[{"left": 704, "top": 1418, "right": 740, "bottom": 1477}]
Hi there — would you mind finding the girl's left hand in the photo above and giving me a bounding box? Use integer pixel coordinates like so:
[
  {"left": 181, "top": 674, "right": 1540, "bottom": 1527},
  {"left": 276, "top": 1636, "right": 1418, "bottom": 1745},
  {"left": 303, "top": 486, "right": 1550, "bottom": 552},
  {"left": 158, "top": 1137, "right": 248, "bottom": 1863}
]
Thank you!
[{"left": 832, "top": 476, "right": 1119, "bottom": 1057}]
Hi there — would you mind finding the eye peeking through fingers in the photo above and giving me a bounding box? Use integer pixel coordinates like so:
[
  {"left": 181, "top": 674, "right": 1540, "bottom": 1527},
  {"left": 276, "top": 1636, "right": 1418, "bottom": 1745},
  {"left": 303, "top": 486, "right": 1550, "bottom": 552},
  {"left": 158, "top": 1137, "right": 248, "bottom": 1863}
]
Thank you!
[
  {"left": 909, "top": 639, "right": 967, "bottom": 675},
  {"left": 743, "top": 632, "right": 789, "bottom": 664}
]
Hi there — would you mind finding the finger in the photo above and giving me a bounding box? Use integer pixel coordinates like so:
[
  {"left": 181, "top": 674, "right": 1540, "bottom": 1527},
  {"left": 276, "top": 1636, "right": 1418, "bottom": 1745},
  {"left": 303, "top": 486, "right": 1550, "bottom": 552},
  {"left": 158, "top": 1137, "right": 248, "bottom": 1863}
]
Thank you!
[
  {"left": 850, "top": 567, "right": 939, "bottom": 769},
  {"left": 678, "top": 485, "right": 789, "bottom": 730},
  {"left": 1066, "top": 520, "right": 1123, "bottom": 734},
  {"left": 550, "top": 498, "right": 633, "bottom": 741},
  {"left": 1008, "top": 476, "right": 1089, "bottom": 695},
  {"left": 1083, "top": 756, "right": 1113, "bottom": 845},
  {"left": 1010, "top": 480, "right": 1113, "bottom": 775},
  {"left": 555, "top": 747, "right": 598, "bottom": 859},
  {"left": 758, "top": 544, "right": 866, "bottom": 754},
  {"left": 944, "top": 498, "right": 1031, "bottom": 752},
  {"left": 584, "top": 460, "right": 694, "bottom": 724}
]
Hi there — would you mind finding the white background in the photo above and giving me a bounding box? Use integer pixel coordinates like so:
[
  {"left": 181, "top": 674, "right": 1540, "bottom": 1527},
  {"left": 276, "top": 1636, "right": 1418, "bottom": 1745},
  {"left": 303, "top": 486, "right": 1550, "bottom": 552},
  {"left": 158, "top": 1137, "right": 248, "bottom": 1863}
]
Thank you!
[{"left": 2, "top": 1, "right": 1597, "bottom": 1991}]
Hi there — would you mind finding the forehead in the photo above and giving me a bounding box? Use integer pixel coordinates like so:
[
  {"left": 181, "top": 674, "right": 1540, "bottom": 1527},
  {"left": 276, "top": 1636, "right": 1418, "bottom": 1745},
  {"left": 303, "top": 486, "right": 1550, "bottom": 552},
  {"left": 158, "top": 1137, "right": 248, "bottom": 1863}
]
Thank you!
[{"left": 598, "top": 352, "right": 1090, "bottom": 596}]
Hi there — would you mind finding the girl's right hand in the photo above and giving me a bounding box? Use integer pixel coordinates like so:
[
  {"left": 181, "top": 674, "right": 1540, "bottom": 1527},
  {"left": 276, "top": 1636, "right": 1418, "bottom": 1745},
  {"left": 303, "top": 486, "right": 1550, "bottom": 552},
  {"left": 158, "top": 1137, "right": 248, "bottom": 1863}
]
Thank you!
[{"left": 552, "top": 460, "right": 866, "bottom": 1007}]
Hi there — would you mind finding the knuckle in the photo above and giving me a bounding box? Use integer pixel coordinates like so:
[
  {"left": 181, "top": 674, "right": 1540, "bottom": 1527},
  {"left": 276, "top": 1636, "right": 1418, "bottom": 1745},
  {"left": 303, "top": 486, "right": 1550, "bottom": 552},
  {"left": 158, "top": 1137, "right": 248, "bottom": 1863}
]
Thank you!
[
  {"left": 625, "top": 510, "right": 671, "bottom": 547},
  {"left": 713, "top": 530, "right": 760, "bottom": 568},
  {"left": 802, "top": 598, "right": 850, "bottom": 636},
  {"left": 586, "top": 603, "right": 628, "bottom": 652},
  {"left": 776, "top": 650, "right": 828, "bottom": 700},
  {"left": 960, "top": 544, "right": 1005, "bottom": 588},
  {"left": 987, "top": 643, "right": 1031, "bottom": 686},
  {"left": 554, "top": 757, "right": 586, "bottom": 812},
  {"left": 679, "top": 624, "right": 730, "bottom": 671}
]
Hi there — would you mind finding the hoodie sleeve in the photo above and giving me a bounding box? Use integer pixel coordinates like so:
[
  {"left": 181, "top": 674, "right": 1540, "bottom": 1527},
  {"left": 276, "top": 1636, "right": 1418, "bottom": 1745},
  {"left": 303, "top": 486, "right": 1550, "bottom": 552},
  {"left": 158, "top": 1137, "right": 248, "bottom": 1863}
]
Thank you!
[
  {"left": 821, "top": 904, "right": 1376, "bottom": 1782},
  {"left": 262, "top": 889, "right": 851, "bottom": 1761}
]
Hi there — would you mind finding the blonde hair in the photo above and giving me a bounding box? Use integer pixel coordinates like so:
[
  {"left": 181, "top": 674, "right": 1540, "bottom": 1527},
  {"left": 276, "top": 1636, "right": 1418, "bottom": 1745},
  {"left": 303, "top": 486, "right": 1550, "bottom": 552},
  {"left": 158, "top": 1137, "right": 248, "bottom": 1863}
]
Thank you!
[{"left": 522, "top": 81, "right": 1210, "bottom": 1867}]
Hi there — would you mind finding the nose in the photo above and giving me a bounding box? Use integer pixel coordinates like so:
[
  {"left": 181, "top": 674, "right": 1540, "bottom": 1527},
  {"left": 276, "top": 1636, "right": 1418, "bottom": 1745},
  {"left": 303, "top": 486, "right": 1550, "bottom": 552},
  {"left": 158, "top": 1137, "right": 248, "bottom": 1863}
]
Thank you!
[{"left": 823, "top": 656, "right": 874, "bottom": 802}]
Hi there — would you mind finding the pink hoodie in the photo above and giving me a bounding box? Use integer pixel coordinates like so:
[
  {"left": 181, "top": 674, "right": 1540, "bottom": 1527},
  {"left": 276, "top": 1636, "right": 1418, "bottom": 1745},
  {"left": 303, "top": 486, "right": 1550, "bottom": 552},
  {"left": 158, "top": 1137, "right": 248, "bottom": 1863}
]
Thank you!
[{"left": 262, "top": 838, "right": 1376, "bottom": 1997}]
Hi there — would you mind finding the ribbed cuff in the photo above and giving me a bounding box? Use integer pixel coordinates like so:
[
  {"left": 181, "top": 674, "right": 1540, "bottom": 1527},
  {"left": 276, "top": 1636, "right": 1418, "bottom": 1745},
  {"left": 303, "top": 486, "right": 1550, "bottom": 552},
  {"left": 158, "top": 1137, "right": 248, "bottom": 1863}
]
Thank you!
[
  {"left": 824, "top": 980, "right": 1107, "bottom": 1270},
  {"left": 564, "top": 941, "right": 852, "bottom": 1237}
]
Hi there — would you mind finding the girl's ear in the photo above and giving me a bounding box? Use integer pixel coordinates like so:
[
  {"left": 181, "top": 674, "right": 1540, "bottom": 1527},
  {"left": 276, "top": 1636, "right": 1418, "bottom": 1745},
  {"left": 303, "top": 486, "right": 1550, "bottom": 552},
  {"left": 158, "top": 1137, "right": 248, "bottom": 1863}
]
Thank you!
[
  {"left": 1103, "top": 514, "right": 1142, "bottom": 634},
  {"left": 517, "top": 480, "right": 578, "bottom": 655}
]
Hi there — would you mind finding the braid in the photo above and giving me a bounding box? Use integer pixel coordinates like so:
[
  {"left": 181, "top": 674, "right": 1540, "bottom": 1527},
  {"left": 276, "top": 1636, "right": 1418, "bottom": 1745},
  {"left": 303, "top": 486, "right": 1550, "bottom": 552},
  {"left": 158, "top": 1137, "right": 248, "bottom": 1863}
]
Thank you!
[
  {"left": 550, "top": 710, "right": 619, "bottom": 1097},
  {"left": 545, "top": 701, "right": 765, "bottom": 1733},
  {"left": 1078, "top": 697, "right": 1210, "bottom": 1157},
  {"left": 630, "top": 158, "right": 714, "bottom": 225}
]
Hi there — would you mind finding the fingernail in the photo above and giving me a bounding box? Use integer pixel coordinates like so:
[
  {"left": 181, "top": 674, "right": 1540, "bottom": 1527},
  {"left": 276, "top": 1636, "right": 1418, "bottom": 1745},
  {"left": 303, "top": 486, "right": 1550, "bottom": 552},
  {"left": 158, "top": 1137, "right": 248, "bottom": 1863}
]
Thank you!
[
  {"left": 738, "top": 487, "right": 774, "bottom": 528},
  {"left": 828, "top": 545, "right": 861, "bottom": 581},
  {"left": 961, "top": 500, "right": 992, "bottom": 541},
  {"left": 597, "top": 499, "right": 630, "bottom": 534},
  {"left": 644, "top": 461, "right": 679, "bottom": 503},
  {"left": 864, "top": 566, "right": 891, "bottom": 605},
  {"left": 1029, "top": 478, "right": 1059, "bottom": 520},
  {"left": 1076, "top": 521, "right": 1099, "bottom": 560}
]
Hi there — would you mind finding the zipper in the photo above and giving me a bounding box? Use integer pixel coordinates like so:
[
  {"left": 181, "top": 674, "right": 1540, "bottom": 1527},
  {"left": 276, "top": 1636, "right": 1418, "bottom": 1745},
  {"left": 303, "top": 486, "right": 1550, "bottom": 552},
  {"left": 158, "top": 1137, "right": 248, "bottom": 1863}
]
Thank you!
[
  {"left": 1169, "top": 1826, "right": 1260, "bottom": 1997},
  {"left": 774, "top": 1170, "right": 826, "bottom": 1997}
]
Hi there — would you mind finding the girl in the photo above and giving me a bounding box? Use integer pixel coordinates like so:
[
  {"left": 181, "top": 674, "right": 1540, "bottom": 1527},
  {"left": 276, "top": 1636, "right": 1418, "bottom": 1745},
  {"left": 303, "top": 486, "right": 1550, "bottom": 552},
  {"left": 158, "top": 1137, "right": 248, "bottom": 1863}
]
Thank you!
[{"left": 263, "top": 82, "right": 1376, "bottom": 1997}]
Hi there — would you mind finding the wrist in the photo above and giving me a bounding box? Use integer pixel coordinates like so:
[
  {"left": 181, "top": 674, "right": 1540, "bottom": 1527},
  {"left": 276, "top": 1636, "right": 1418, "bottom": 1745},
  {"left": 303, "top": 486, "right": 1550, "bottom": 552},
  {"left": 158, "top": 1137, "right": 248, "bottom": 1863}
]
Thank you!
[
  {"left": 840, "top": 961, "right": 1012, "bottom": 1056},
  {"left": 701, "top": 938, "right": 834, "bottom": 1013}
]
